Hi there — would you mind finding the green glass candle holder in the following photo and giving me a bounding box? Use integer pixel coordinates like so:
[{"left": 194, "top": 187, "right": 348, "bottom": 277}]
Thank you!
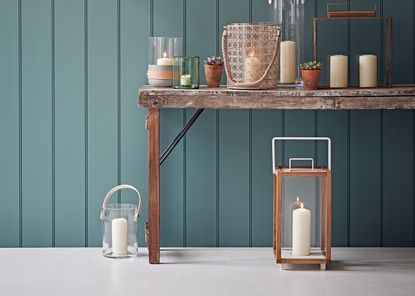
[{"left": 172, "top": 56, "right": 200, "bottom": 89}]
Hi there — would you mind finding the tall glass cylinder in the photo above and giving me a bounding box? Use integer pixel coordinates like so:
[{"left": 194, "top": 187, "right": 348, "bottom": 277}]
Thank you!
[
  {"left": 147, "top": 37, "right": 182, "bottom": 87},
  {"left": 271, "top": 0, "right": 305, "bottom": 86}
]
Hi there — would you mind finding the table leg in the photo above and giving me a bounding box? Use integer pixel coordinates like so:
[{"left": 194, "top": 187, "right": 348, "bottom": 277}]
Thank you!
[{"left": 147, "top": 108, "right": 160, "bottom": 264}]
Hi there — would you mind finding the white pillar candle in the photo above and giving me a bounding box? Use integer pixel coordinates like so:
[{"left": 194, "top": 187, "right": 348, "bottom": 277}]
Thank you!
[
  {"left": 280, "top": 41, "right": 296, "bottom": 84},
  {"left": 330, "top": 55, "right": 348, "bottom": 88},
  {"left": 112, "top": 218, "right": 128, "bottom": 255},
  {"left": 359, "top": 54, "right": 377, "bottom": 88},
  {"left": 157, "top": 52, "right": 174, "bottom": 66},
  {"left": 244, "top": 53, "right": 261, "bottom": 83},
  {"left": 292, "top": 203, "right": 311, "bottom": 256}
]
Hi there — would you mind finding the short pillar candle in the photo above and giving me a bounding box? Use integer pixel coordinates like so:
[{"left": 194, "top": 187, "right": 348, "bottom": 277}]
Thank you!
[
  {"left": 112, "top": 218, "right": 128, "bottom": 255},
  {"left": 292, "top": 203, "right": 311, "bottom": 256},
  {"left": 330, "top": 55, "right": 348, "bottom": 88},
  {"left": 359, "top": 54, "right": 377, "bottom": 88},
  {"left": 244, "top": 53, "right": 261, "bottom": 83},
  {"left": 280, "top": 41, "right": 296, "bottom": 84}
]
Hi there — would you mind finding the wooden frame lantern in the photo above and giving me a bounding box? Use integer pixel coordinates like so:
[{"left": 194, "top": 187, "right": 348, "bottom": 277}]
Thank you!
[{"left": 272, "top": 137, "right": 332, "bottom": 270}]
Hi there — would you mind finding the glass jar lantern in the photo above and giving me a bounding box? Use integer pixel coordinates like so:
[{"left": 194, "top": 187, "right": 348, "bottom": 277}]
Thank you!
[
  {"left": 172, "top": 56, "right": 200, "bottom": 89},
  {"left": 100, "top": 185, "right": 142, "bottom": 258},
  {"left": 147, "top": 37, "right": 182, "bottom": 87},
  {"left": 272, "top": 137, "right": 331, "bottom": 270},
  {"left": 270, "top": 0, "right": 305, "bottom": 86}
]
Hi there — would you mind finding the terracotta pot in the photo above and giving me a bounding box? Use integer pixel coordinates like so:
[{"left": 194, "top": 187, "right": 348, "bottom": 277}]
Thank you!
[
  {"left": 204, "top": 64, "right": 223, "bottom": 88},
  {"left": 301, "top": 69, "right": 321, "bottom": 90}
]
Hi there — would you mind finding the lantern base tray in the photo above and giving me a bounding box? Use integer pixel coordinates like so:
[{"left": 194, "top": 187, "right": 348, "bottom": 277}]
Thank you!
[
  {"left": 281, "top": 248, "right": 326, "bottom": 260},
  {"left": 277, "top": 248, "right": 330, "bottom": 266}
]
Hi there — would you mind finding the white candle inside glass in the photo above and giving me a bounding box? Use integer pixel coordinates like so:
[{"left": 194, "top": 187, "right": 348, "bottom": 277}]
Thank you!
[
  {"left": 330, "top": 55, "right": 348, "bottom": 88},
  {"left": 112, "top": 218, "right": 128, "bottom": 255},
  {"left": 359, "top": 54, "right": 377, "bottom": 88},
  {"left": 292, "top": 203, "right": 311, "bottom": 256},
  {"left": 157, "top": 52, "right": 174, "bottom": 66},
  {"left": 280, "top": 41, "right": 296, "bottom": 84},
  {"left": 244, "top": 52, "right": 261, "bottom": 83}
]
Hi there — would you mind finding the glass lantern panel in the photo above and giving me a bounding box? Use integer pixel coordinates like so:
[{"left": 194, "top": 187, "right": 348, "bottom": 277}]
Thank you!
[{"left": 281, "top": 175, "right": 326, "bottom": 259}]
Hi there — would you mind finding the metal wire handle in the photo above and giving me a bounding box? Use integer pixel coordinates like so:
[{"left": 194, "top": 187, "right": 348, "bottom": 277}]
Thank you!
[
  {"left": 222, "top": 27, "right": 281, "bottom": 88},
  {"left": 271, "top": 137, "right": 332, "bottom": 174},
  {"left": 288, "top": 158, "right": 315, "bottom": 171},
  {"left": 100, "top": 184, "right": 142, "bottom": 222}
]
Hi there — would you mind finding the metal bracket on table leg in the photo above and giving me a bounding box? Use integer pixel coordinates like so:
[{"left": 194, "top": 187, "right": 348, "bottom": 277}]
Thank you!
[{"left": 160, "top": 108, "right": 205, "bottom": 166}]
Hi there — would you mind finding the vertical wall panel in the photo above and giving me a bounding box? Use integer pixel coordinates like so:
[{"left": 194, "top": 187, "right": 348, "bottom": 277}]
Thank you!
[
  {"left": 383, "top": 111, "right": 413, "bottom": 246},
  {"left": 21, "top": 0, "right": 53, "bottom": 247},
  {"left": 251, "top": 111, "right": 283, "bottom": 246},
  {"left": 219, "top": 110, "right": 250, "bottom": 246},
  {"left": 54, "top": 0, "right": 85, "bottom": 247},
  {"left": 185, "top": 0, "right": 217, "bottom": 247},
  {"left": 0, "top": 0, "right": 20, "bottom": 247},
  {"left": 317, "top": 111, "right": 349, "bottom": 246},
  {"left": 350, "top": 111, "right": 381, "bottom": 246},
  {"left": 120, "top": 0, "right": 150, "bottom": 246},
  {"left": 87, "top": 0, "right": 118, "bottom": 246},
  {"left": 154, "top": 0, "right": 184, "bottom": 247},
  {"left": 384, "top": 0, "right": 414, "bottom": 83},
  {"left": 218, "top": 0, "right": 250, "bottom": 247}
]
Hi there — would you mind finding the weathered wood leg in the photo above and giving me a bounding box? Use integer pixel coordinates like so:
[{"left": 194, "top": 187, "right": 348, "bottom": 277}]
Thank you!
[{"left": 147, "top": 108, "right": 160, "bottom": 264}]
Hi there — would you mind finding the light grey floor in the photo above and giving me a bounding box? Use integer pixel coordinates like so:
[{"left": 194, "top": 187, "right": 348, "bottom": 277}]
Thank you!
[{"left": 0, "top": 247, "right": 414, "bottom": 296}]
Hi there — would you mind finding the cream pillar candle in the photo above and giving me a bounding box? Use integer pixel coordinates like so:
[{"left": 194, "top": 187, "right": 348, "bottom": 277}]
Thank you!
[
  {"left": 330, "top": 55, "right": 348, "bottom": 88},
  {"left": 292, "top": 203, "right": 311, "bottom": 256},
  {"left": 359, "top": 54, "right": 377, "bottom": 88},
  {"left": 157, "top": 52, "right": 174, "bottom": 66},
  {"left": 244, "top": 53, "right": 261, "bottom": 83},
  {"left": 112, "top": 218, "right": 128, "bottom": 255},
  {"left": 280, "top": 41, "right": 296, "bottom": 84}
]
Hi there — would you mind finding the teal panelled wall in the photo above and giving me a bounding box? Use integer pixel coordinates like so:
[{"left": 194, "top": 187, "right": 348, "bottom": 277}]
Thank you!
[{"left": 0, "top": 0, "right": 414, "bottom": 248}]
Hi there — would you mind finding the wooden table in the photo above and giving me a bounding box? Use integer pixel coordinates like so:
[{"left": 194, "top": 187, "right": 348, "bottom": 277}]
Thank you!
[{"left": 138, "top": 85, "right": 415, "bottom": 264}]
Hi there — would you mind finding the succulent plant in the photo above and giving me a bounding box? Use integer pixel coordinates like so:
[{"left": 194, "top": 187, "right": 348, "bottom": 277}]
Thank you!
[
  {"left": 300, "top": 60, "right": 323, "bottom": 70},
  {"left": 204, "top": 56, "right": 224, "bottom": 66}
]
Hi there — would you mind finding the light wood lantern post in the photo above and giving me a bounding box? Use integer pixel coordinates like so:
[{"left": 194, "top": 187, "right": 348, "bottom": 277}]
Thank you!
[{"left": 272, "top": 137, "right": 332, "bottom": 270}]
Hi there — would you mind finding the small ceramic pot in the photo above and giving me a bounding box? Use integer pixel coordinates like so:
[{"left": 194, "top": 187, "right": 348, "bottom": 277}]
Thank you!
[
  {"left": 301, "top": 69, "right": 321, "bottom": 90},
  {"left": 204, "top": 64, "right": 223, "bottom": 88}
]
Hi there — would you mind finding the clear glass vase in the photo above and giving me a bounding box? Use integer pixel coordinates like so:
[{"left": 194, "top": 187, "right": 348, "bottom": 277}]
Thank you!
[{"left": 271, "top": 0, "right": 305, "bottom": 86}]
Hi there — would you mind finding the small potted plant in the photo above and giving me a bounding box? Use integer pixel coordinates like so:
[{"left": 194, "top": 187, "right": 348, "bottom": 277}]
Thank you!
[
  {"left": 300, "top": 61, "right": 323, "bottom": 90},
  {"left": 204, "top": 56, "right": 223, "bottom": 88}
]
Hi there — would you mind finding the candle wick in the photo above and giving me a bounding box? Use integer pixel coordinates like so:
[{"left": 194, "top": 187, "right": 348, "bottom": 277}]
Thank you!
[{"left": 300, "top": 203, "right": 304, "bottom": 209}]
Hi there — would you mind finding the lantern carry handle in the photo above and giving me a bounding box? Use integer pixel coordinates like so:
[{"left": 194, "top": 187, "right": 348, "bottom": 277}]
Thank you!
[
  {"left": 289, "top": 158, "right": 314, "bottom": 171},
  {"left": 100, "top": 184, "right": 142, "bottom": 222},
  {"left": 271, "top": 137, "right": 331, "bottom": 174}
]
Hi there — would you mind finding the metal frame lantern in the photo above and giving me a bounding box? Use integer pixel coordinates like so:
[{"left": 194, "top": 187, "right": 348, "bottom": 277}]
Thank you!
[{"left": 272, "top": 137, "right": 331, "bottom": 270}]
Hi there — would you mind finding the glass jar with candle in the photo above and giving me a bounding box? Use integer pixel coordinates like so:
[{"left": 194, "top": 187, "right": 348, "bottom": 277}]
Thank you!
[
  {"left": 172, "top": 57, "right": 200, "bottom": 89},
  {"left": 148, "top": 37, "right": 182, "bottom": 87},
  {"left": 270, "top": 0, "right": 305, "bottom": 87},
  {"left": 100, "top": 185, "right": 142, "bottom": 258}
]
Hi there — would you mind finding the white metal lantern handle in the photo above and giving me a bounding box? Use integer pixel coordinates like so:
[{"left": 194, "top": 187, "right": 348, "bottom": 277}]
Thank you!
[
  {"left": 271, "top": 137, "right": 331, "bottom": 174},
  {"left": 100, "top": 184, "right": 142, "bottom": 222}
]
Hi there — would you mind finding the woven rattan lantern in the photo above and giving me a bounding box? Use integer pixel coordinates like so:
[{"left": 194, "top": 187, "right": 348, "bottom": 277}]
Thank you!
[
  {"left": 222, "top": 23, "right": 281, "bottom": 90},
  {"left": 272, "top": 137, "right": 332, "bottom": 270}
]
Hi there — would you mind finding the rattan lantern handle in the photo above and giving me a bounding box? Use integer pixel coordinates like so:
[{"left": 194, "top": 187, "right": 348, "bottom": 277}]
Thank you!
[
  {"left": 222, "top": 27, "right": 281, "bottom": 88},
  {"left": 99, "top": 184, "right": 142, "bottom": 222}
]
